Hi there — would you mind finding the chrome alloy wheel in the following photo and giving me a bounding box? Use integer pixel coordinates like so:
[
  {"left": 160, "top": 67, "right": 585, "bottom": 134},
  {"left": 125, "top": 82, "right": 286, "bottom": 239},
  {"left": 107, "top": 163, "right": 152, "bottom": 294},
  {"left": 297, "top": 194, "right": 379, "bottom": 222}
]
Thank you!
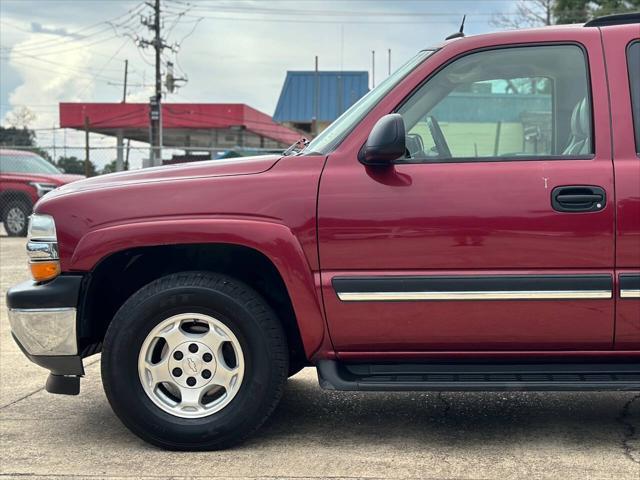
[
  {"left": 138, "top": 313, "right": 245, "bottom": 419},
  {"left": 6, "top": 206, "right": 26, "bottom": 234}
]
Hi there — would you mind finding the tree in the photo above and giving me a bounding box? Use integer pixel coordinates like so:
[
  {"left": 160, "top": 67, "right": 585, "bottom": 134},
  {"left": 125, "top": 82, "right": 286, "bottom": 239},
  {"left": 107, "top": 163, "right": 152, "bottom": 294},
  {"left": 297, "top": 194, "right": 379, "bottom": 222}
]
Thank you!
[
  {"left": 491, "top": 0, "right": 554, "bottom": 28},
  {"left": 56, "top": 156, "right": 97, "bottom": 176},
  {"left": 554, "top": 0, "right": 590, "bottom": 24},
  {"left": 0, "top": 126, "right": 35, "bottom": 146},
  {"left": 0, "top": 126, "right": 54, "bottom": 163},
  {"left": 101, "top": 160, "right": 117, "bottom": 175},
  {"left": 6, "top": 106, "right": 37, "bottom": 129},
  {"left": 492, "top": 0, "right": 639, "bottom": 28},
  {"left": 592, "top": 0, "right": 640, "bottom": 16}
]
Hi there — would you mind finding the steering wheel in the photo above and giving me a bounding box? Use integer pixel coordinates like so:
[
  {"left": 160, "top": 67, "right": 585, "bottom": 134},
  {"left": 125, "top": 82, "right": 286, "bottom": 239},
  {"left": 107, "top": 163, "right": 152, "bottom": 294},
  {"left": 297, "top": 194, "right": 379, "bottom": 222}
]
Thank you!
[{"left": 426, "top": 115, "right": 452, "bottom": 159}]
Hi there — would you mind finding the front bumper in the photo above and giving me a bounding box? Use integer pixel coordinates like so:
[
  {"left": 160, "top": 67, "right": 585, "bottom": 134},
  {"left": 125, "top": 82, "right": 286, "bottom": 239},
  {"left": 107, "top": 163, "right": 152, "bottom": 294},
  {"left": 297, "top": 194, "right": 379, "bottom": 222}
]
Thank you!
[{"left": 7, "top": 275, "right": 85, "bottom": 394}]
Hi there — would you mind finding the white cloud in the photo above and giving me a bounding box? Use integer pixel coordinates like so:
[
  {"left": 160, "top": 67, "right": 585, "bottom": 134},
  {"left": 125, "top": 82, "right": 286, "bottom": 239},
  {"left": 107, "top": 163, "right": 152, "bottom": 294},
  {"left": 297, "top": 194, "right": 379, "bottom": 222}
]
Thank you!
[{"left": 1, "top": 0, "right": 504, "bottom": 151}]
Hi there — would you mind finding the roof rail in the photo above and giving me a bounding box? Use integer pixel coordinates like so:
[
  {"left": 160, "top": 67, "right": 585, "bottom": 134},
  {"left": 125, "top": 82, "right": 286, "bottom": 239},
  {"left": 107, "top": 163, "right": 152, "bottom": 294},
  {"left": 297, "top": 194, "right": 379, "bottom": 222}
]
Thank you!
[{"left": 584, "top": 12, "right": 640, "bottom": 27}]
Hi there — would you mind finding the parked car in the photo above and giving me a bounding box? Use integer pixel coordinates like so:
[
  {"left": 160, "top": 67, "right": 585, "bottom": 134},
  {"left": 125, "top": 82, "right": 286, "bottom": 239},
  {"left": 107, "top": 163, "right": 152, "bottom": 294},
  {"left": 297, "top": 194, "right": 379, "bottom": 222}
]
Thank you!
[
  {"left": 6, "top": 13, "right": 640, "bottom": 450},
  {"left": 0, "top": 149, "right": 83, "bottom": 236}
]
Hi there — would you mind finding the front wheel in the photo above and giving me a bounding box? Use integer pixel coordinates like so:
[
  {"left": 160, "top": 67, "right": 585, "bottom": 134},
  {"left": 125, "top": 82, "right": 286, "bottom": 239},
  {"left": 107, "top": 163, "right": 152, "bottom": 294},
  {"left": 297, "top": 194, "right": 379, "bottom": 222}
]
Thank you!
[
  {"left": 2, "top": 200, "right": 30, "bottom": 237},
  {"left": 101, "top": 272, "right": 289, "bottom": 450}
]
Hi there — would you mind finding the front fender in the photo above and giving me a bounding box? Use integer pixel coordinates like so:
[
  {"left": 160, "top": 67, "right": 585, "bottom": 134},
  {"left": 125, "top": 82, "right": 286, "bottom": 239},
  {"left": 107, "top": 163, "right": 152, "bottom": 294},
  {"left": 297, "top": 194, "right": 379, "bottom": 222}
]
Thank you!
[{"left": 70, "top": 217, "right": 326, "bottom": 358}]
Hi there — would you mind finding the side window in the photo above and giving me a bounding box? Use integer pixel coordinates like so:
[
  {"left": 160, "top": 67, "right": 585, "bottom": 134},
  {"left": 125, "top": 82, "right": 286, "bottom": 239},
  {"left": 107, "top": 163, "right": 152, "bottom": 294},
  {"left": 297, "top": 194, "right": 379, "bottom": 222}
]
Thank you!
[
  {"left": 398, "top": 45, "right": 593, "bottom": 162},
  {"left": 628, "top": 41, "right": 640, "bottom": 155}
]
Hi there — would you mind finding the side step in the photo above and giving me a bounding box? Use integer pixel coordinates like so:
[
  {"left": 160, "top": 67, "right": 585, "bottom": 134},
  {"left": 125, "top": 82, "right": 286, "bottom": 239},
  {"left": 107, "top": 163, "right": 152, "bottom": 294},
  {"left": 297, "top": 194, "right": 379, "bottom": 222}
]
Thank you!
[{"left": 317, "top": 360, "right": 640, "bottom": 392}]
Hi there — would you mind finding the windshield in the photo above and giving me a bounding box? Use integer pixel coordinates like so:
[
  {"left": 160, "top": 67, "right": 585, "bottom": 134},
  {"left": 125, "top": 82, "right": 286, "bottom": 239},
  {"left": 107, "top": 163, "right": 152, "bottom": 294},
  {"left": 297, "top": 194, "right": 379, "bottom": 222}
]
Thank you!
[
  {"left": 302, "top": 49, "right": 434, "bottom": 155},
  {"left": 0, "top": 152, "right": 61, "bottom": 175}
]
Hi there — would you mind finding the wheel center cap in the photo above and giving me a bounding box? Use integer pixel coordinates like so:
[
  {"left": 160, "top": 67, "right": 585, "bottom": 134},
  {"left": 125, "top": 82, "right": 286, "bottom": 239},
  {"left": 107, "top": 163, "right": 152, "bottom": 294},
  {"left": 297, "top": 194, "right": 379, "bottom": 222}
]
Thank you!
[{"left": 168, "top": 341, "right": 216, "bottom": 389}]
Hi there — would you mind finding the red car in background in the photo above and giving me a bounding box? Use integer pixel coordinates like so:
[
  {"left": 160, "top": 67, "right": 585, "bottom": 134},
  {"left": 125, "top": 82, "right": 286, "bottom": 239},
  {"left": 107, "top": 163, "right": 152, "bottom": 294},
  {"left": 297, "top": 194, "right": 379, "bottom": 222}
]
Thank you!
[{"left": 0, "top": 149, "right": 83, "bottom": 236}]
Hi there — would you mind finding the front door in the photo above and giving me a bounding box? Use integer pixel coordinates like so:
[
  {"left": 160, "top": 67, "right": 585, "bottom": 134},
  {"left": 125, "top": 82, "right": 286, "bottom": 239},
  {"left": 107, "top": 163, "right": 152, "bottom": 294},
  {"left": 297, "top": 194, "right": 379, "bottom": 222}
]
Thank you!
[{"left": 318, "top": 37, "right": 615, "bottom": 354}]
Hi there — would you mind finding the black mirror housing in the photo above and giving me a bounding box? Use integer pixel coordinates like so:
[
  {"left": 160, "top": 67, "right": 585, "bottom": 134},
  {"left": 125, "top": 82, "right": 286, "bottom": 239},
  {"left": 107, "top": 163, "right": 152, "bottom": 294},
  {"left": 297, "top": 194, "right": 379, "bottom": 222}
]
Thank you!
[{"left": 360, "top": 113, "right": 406, "bottom": 166}]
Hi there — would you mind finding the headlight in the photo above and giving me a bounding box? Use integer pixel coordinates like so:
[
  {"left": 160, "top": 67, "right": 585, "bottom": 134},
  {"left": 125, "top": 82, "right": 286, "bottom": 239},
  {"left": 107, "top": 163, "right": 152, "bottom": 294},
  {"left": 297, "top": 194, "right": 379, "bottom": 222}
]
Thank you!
[
  {"left": 27, "top": 214, "right": 60, "bottom": 282},
  {"left": 29, "top": 182, "right": 58, "bottom": 198}
]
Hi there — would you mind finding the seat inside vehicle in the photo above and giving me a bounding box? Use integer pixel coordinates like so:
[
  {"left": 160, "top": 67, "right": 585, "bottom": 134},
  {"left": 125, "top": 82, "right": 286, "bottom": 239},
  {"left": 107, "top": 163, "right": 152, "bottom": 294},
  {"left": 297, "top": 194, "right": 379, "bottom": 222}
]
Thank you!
[{"left": 563, "top": 97, "right": 591, "bottom": 155}]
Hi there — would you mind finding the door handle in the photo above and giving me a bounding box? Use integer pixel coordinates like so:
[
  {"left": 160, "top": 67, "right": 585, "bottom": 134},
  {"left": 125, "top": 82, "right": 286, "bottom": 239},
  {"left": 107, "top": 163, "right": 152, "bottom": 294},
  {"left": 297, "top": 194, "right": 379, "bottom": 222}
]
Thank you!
[{"left": 551, "top": 186, "right": 606, "bottom": 212}]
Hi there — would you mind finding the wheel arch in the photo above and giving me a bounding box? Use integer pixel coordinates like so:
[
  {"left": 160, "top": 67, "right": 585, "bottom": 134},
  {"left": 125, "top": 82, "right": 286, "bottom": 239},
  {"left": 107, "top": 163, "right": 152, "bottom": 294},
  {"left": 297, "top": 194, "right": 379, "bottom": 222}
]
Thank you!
[{"left": 74, "top": 219, "right": 326, "bottom": 363}]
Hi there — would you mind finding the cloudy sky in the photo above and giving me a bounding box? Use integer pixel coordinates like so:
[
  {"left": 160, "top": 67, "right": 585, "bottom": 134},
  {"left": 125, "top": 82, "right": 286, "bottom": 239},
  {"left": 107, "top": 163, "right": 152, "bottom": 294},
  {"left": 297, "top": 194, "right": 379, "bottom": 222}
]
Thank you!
[{"left": 0, "top": 0, "right": 521, "bottom": 149}]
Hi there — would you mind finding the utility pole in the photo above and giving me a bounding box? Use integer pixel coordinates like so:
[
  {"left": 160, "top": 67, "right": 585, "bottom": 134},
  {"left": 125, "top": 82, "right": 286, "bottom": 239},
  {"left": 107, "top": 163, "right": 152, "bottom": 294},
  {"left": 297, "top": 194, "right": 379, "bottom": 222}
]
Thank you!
[
  {"left": 84, "top": 114, "right": 91, "bottom": 177},
  {"left": 140, "top": 0, "right": 165, "bottom": 167},
  {"left": 371, "top": 50, "right": 375, "bottom": 88},
  {"left": 122, "top": 59, "right": 128, "bottom": 103},
  {"left": 116, "top": 59, "right": 128, "bottom": 172},
  {"left": 52, "top": 122, "right": 57, "bottom": 163},
  {"left": 313, "top": 55, "right": 319, "bottom": 137},
  {"left": 388, "top": 49, "right": 391, "bottom": 76}
]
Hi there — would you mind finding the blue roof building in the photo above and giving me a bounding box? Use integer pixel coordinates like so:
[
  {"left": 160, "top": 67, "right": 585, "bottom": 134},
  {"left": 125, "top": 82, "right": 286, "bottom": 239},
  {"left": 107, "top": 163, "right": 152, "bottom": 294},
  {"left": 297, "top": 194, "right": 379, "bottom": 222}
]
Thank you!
[{"left": 273, "top": 71, "right": 369, "bottom": 131}]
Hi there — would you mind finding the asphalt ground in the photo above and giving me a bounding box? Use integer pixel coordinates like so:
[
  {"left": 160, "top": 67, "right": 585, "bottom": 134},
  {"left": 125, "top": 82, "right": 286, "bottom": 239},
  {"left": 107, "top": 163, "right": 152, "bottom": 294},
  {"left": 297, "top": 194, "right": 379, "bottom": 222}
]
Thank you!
[{"left": 1, "top": 234, "right": 639, "bottom": 479}]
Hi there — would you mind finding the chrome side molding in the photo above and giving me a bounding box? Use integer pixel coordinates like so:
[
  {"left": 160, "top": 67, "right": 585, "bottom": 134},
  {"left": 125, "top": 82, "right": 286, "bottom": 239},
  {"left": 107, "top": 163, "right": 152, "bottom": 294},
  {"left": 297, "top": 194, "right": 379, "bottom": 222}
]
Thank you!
[
  {"left": 620, "top": 275, "right": 640, "bottom": 299},
  {"left": 337, "top": 290, "right": 612, "bottom": 302},
  {"left": 620, "top": 289, "right": 640, "bottom": 299},
  {"left": 333, "top": 274, "right": 614, "bottom": 302}
]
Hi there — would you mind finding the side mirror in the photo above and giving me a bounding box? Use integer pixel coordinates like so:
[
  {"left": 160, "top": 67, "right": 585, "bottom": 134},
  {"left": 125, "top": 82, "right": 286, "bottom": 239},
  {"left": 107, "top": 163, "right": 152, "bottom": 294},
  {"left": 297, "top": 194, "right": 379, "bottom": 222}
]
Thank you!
[{"left": 360, "top": 113, "right": 406, "bottom": 166}]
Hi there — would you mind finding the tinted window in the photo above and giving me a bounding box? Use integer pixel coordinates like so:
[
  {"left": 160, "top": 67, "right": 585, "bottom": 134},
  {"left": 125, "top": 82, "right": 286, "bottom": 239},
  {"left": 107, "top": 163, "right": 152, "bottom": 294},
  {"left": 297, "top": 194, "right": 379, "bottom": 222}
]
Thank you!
[
  {"left": 628, "top": 41, "right": 640, "bottom": 154},
  {"left": 0, "top": 152, "right": 60, "bottom": 174},
  {"left": 398, "top": 45, "right": 592, "bottom": 162}
]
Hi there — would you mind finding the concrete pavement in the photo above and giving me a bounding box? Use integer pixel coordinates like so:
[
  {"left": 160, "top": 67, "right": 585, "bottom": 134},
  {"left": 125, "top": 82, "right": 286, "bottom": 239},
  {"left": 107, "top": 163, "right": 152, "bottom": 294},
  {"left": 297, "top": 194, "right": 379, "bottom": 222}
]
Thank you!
[{"left": 1, "top": 235, "right": 639, "bottom": 479}]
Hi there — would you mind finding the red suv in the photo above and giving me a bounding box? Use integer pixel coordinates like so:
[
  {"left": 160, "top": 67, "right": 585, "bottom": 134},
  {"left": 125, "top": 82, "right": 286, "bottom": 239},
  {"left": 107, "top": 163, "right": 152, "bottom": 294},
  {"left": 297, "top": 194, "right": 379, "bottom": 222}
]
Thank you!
[
  {"left": 0, "top": 149, "right": 83, "bottom": 236},
  {"left": 5, "top": 14, "right": 640, "bottom": 450}
]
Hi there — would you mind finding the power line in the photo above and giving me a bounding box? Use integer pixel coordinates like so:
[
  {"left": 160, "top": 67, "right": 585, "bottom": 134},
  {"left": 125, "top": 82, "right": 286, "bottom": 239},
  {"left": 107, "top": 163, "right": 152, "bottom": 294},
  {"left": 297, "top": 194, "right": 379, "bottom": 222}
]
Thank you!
[
  {"left": 4, "top": 4, "right": 146, "bottom": 53},
  {"left": 0, "top": 46, "right": 125, "bottom": 79},
  {"left": 164, "top": 13, "right": 491, "bottom": 25},
  {"left": 77, "top": 38, "right": 131, "bottom": 98},
  {"left": 4, "top": 57, "right": 122, "bottom": 83}
]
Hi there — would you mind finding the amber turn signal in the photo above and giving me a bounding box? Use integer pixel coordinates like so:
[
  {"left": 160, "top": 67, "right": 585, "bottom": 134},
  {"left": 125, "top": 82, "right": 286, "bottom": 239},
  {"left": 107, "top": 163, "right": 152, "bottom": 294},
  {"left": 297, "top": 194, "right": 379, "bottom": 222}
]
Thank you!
[{"left": 30, "top": 261, "right": 61, "bottom": 282}]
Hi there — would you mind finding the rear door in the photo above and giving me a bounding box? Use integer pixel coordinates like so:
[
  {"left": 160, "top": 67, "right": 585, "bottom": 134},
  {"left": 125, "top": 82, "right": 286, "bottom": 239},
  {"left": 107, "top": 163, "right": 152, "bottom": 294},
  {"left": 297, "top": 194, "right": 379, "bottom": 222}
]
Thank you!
[
  {"left": 318, "top": 30, "right": 616, "bottom": 354},
  {"left": 601, "top": 25, "right": 640, "bottom": 349}
]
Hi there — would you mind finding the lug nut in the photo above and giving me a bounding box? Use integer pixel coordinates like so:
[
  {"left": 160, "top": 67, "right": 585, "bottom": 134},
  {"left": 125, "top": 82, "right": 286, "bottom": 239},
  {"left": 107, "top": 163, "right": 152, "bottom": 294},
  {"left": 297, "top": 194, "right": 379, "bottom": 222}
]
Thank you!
[
  {"left": 173, "top": 351, "right": 183, "bottom": 360},
  {"left": 188, "top": 343, "right": 199, "bottom": 353},
  {"left": 202, "top": 369, "right": 212, "bottom": 379},
  {"left": 186, "top": 376, "right": 197, "bottom": 387},
  {"left": 172, "top": 367, "right": 182, "bottom": 377},
  {"left": 202, "top": 353, "right": 213, "bottom": 362}
]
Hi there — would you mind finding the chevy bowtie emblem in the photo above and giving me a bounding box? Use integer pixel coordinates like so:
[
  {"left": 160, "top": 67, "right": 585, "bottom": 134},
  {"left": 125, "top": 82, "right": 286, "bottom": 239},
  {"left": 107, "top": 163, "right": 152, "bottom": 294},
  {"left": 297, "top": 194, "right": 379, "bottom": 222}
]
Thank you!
[{"left": 187, "top": 358, "right": 198, "bottom": 373}]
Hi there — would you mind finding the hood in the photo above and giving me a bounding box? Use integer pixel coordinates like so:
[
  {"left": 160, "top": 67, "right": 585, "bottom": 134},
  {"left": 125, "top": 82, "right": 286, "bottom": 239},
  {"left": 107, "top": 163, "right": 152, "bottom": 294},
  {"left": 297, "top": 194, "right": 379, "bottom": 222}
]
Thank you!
[
  {"left": 2, "top": 172, "right": 84, "bottom": 185},
  {"left": 52, "top": 154, "right": 282, "bottom": 196}
]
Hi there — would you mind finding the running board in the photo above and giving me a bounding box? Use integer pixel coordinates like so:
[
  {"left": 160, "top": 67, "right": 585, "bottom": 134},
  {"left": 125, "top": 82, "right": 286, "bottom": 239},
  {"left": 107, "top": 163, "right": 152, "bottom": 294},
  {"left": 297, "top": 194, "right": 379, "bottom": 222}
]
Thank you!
[{"left": 316, "top": 360, "right": 640, "bottom": 392}]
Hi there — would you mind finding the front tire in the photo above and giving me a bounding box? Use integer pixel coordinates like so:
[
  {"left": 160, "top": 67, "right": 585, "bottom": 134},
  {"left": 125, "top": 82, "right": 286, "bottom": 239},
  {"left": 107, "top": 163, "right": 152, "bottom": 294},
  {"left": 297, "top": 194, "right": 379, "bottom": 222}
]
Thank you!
[{"left": 101, "top": 271, "right": 289, "bottom": 450}]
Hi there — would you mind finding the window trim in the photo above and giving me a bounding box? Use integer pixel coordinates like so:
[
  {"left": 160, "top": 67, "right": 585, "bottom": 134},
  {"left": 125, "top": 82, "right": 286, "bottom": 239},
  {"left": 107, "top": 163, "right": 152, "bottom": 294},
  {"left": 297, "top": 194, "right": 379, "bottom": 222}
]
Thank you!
[
  {"left": 387, "top": 42, "right": 596, "bottom": 165},
  {"left": 626, "top": 39, "right": 640, "bottom": 157}
]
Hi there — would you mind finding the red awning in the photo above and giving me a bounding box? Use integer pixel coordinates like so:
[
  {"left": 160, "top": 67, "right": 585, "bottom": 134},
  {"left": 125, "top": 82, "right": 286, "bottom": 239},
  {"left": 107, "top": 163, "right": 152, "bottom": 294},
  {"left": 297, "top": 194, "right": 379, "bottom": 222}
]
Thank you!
[{"left": 59, "top": 102, "right": 301, "bottom": 147}]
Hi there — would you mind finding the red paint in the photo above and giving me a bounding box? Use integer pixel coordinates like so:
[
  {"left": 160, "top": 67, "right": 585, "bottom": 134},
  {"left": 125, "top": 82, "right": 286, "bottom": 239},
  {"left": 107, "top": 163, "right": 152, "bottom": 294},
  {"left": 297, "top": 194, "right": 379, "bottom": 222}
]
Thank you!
[
  {"left": 318, "top": 27, "right": 618, "bottom": 352},
  {"left": 32, "top": 23, "right": 639, "bottom": 361},
  {"left": 39, "top": 154, "right": 329, "bottom": 357},
  {"left": 600, "top": 26, "right": 640, "bottom": 348},
  {"left": 59, "top": 102, "right": 302, "bottom": 145},
  {"left": 322, "top": 269, "right": 614, "bottom": 351}
]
